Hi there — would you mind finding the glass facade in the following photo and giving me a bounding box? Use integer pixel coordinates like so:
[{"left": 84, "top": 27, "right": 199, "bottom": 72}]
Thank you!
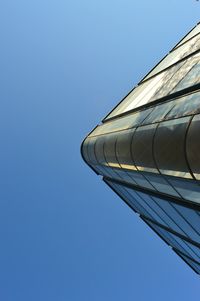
[{"left": 81, "top": 23, "right": 200, "bottom": 274}]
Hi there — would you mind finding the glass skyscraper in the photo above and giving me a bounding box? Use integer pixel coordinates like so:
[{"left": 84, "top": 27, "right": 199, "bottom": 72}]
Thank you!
[{"left": 81, "top": 23, "right": 200, "bottom": 274}]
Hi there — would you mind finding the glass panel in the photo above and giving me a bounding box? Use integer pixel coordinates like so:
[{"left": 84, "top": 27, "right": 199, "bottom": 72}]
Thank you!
[
  {"left": 87, "top": 137, "right": 99, "bottom": 165},
  {"left": 104, "top": 133, "right": 120, "bottom": 168},
  {"left": 81, "top": 138, "right": 90, "bottom": 164},
  {"left": 125, "top": 187, "right": 165, "bottom": 223},
  {"left": 105, "top": 55, "right": 198, "bottom": 120},
  {"left": 152, "top": 196, "right": 200, "bottom": 244},
  {"left": 111, "top": 168, "right": 138, "bottom": 186},
  {"left": 146, "top": 220, "right": 200, "bottom": 263},
  {"left": 171, "top": 54, "right": 200, "bottom": 93},
  {"left": 90, "top": 164, "right": 111, "bottom": 177},
  {"left": 143, "top": 172, "right": 180, "bottom": 197},
  {"left": 175, "top": 24, "right": 200, "bottom": 49},
  {"left": 116, "top": 129, "right": 137, "bottom": 170},
  {"left": 172, "top": 203, "right": 200, "bottom": 239},
  {"left": 108, "top": 181, "right": 155, "bottom": 217},
  {"left": 167, "top": 177, "right": 200, "bottom": 204},
  {"left": 94, "top": 136, "right": 106, "bottom": 165},
  {"left": 177, "top": 252, "right": 200, "bottom": 274},
  {"left": 126, "top": 170, "right": 155, "bottom": 190},
  {"left": 186, "top": 114, "right": 200, "bottom": 180},
  {"left": 89, "top": 108, "right": 153, "bottom": 137},
  {"left": 143, "top": 33, "right": 200, "bottom": 81},
  {"left": 154, "top": 117, "right": 192, "bottom": 178},
  {"left": 142, "top": 101, "right": 175, "bottom": 125},
  {"left": 166, "top": 91, "right": 200, "bottom": 119},
  {"left": 154, "top": 53, "right": 200, "bottom": 100},
  {"left": 131, "top": 124, "right": 158, "bottom": 173}
]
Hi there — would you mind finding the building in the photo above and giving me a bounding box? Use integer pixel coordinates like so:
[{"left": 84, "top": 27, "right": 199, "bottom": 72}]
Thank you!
[{"left": 81, "top": 23, "right": 200, "bottom": 274}]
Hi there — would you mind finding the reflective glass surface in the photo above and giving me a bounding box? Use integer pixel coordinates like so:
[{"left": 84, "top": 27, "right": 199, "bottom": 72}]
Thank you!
[
  {"left": 186, "top": 114, "right": 200, "bottom": 180},
  {"left": 143, "top": 33, "right": 200, "bottom": 81},
  {"left": 104, "top": 133, "right": 120, "bottom": 168},
  {"left": 116, "top": 129, "right": 137, "bottom": 170},
  {"left": 82, "top": 139, "right": 90, "bottom": 164},
  {"left": 126, "top": 170, "right": 155, "bottom": 190},
  {"left": 167, "top": 177, "right": 200, "bottom": 204},
  {"left": 105, "top": 54, "right": 199, "bottom": 120},
  {"left": 106, "top": 181, "right": 152, "bottom": 217},
  {"left": 172, "top": 202, "right": 200, "bottom": 238},
  {"left": 143, "top": 173, "right": 180, "bottom": 197},
  {"left": 166, "top": 91, "right": 200, "bottom": 119},
  {"left": 175, "top": 24, "right": 200, "bottom": 49},
  {"left": 89, "top": 108, "right": 153, "bottom": 137},
  {"left": 151, "top": 195, "right": 200, "bottom": 243},
  {"left": 172, "top": 54, "right": 200, "bottom": 93},
  {"left": 154, "top": 117, "right": 192, "bottom": 178},
  {"left": 87, "top": 137, "right": 99, "bottom": 165},
  {"left": 142, "top": 101, "right": 175, "bottom": 125},
  {"left": 132, "top": 124, "right": 158, "bottom": 173},
  {"left": 146, "top": 221, "right": 200, "bottom": 264}
]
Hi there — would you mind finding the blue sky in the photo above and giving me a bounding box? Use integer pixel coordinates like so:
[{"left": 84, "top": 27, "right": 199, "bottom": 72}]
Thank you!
[{"left": 0, "top": 1, "right": 200, "bottom": 300}]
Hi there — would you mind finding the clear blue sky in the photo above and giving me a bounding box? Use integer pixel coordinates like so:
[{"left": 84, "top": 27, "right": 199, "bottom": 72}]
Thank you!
[{"left": 0, "top": 1, "right": 199, "bottom": 300}]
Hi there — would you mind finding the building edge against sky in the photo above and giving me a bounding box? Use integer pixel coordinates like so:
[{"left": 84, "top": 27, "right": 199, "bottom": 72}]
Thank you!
[{"left": 81, "top": 22, "right": 200, "bottom": 274}]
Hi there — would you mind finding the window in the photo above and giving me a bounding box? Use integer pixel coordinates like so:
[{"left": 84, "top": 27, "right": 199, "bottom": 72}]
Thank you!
[
  {"left": 143, "top": 172, "right": 180, "bottom": 197},
  {"left": 126, "top": 170, "right": 155, "bottom": 190},
  {"left": 131, "top": 124, "right": 158, "bottom": 173},
  {"left": 154, "top": 117, "right": 192, "bottom": 178},
  {"left": 142, "top": 101, "right": 175, "bottom": 125},
  {"left": 143, "top": 33, "right": 200, "bottom": 81},
  {"left": 167, "top": 177, "right": 200, "bottom": 204},
  {"left": 152, "top": 195, "right": 200, "bottom": 243},
  {"left": 116, "top": 129, "right": 137, "bottom": 170},
  {"left": 104, "top": 133, "right": 120, "bottom": 168},
  {"left": 175, "top": 24, "right": 200, "bottom": 49},
  {"left": 89, "top": 108, "right": 153, "bottom": 137},
  {"left": 146, "top": 220, "right": 200, "bottom": 264},
  {"left": 171, "top": 54, "right": 200, "bottom": 93},
  {"left": 186, "top": 114, "right": 200, "bottom": 180},
  {"left": 166, "top": 91, "right": 200, "bottom": 119}
]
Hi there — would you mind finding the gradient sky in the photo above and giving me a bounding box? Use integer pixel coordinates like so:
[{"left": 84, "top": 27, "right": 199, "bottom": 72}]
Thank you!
[{"left": 0, "top": 1, "right": 200, "bottom": 300}]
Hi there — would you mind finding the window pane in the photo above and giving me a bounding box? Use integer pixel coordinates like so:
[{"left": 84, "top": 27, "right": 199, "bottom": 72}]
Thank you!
[
  {"left": 106, "top": 181, "right": 153, "bottom": 217},
  {"left": 87, "top": 137, "right": 99, "bottom": 165},
  {"left": 142, "top": 101, "right": 175, "bottom": 125},
  {"left": 136, "top": 191, "right": 188, "bottom": 236},
  {"left": 143, "top": 33, "right": 200, "bottom": 81},
  {"left": 94, "top": 136, "right": 106, "bottom": 165},
  {"left": 143, "top": 172, "right": 180, "bottom": 197},
  {"left": 116, "top": 129, "right": 137, "bottom": 170},
  {"left": 173, "top": 202, "right": 200, "bottom": 240},
  {"left": 89, "top": 108, "right": 153, "bottom": 137},
  {"left": 126, "top": 170, "right": 155, "bottom": 190},
  {"left": 171, "top": 54, "right": 200, "bottom": 93},
  {"left": 186, "top": 114, "right": 200, "bottom": 180},
  {"left": 175, "top": 24, "right": 200, "bottom": 49},
  {"left": 167, "top": 177, "right": 200, "bottom": 204},
  {"left": 132, "top": 124, "right": 158, "bottom": 173},
  {"left": 154, "top": 53, "right": 200, "bottom": 100},
  {"left": 154, "top": 117, "right": 192, "bottom": 178},
  {"left": 105, "top": 55, "right": 198, "bottom": 120},
  {"left": 146, "top": 221, "right": 200, "bottom": 263},
  {"left": 126, "top": 187, "right": 164, "bottom": 222},
  {"left": 81, "top": 138, "right": 90, "bottom": 164},
  {"left": 104, "top": 133, "right": 120, "bottom": 168},
  {"left": 166, "top": 91, "right": 200, "bottom": 119},
  {"left": 152, "top": 196, "right": 200, "bottom": 244},
  {"left": 111, "top": 168, "right": 138, "bottom": 186}
]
